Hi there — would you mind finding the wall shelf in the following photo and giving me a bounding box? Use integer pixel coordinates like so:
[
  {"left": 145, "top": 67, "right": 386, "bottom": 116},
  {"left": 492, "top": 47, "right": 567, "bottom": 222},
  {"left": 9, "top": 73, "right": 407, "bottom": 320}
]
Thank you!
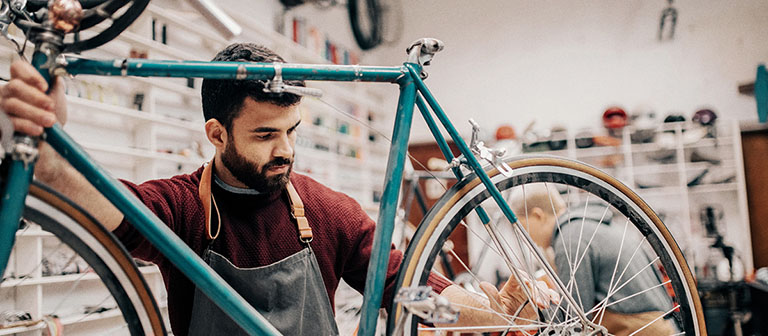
[{"left": 517, "top": 119, "right": 753, "bottom": 273}]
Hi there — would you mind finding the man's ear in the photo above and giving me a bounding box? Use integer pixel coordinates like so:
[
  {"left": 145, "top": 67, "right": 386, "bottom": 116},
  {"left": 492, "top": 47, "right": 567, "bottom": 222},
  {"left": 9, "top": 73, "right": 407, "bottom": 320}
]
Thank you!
[
  {"left": 531, "top": 207, "right": 546, "bottom": 221},
  {"left": 205, "top": 119, "right": 227, "bottom": 151}
]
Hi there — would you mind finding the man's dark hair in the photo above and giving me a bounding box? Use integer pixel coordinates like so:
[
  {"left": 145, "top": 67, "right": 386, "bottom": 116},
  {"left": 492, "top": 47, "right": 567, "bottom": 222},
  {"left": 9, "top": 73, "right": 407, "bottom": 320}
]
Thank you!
[{"left": 201, "top": 43, "right": 305, "bottom": 130}]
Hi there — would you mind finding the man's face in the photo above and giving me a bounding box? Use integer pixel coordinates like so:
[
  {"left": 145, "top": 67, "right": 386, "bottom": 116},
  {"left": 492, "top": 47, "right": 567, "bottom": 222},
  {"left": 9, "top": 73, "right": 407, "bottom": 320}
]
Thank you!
[{"left": 220, "top": 98, "right": 300, "bottom": 193}]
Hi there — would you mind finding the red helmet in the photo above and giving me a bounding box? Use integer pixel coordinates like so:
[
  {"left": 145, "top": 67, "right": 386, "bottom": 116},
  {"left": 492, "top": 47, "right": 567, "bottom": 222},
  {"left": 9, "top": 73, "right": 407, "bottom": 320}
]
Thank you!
[
  {"left": 603, "top": 107, "right": 627, "bottom": 129},
  {"left": 495, "top": 124, "right": 516, "bottom": 140}
]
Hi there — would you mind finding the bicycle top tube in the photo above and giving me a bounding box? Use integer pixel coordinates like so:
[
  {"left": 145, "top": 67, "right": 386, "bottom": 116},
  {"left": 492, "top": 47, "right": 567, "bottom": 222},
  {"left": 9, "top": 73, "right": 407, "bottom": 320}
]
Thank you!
[{"left": 63, "top": 57, "right": 408, "bottom": 83}]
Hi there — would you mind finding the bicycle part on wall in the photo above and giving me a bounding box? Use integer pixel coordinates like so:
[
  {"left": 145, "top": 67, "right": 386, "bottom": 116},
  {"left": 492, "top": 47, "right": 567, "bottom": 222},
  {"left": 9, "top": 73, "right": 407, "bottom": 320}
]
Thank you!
[
  {"left": 348, "top": 0, "right": 382, "bottom": 50},
  {"left": 658, "top": 0, "right": 678, "bottom": 41}
]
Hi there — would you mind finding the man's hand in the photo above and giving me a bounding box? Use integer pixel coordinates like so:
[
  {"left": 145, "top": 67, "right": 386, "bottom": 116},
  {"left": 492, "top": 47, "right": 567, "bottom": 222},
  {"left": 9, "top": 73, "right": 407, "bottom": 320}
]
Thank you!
[
  {"left": 1, "top": 60, "right": 67, "bottom": 136},
  {"left": 479, "top": 273, "right": 561, "bottom": 322},
  {"left": 438, "top": 271, "right": 562, "bottom": 332},
  {"left": 1, "top": 60, "right": 69, "bottom": 180},
  {"left": 0, "top": 60, "right": 123, "bottom": 231}
]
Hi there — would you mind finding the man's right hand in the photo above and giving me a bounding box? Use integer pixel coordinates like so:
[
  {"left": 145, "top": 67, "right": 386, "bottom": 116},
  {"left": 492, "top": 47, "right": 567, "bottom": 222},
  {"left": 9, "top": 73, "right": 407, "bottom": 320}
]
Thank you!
[
  {"left": 1, "top": 60, "right": 67, "bottom": 136},
  {"left": 1, "top": 60, "right": 124, "bottom": 232}
]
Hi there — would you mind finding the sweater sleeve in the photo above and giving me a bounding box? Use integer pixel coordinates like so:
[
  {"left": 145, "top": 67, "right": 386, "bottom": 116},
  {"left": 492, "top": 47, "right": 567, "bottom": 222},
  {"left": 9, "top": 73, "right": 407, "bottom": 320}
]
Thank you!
[
  {"left": 339, "top": 207, "right": 451, "bottom": 311},
  {"left": 339, "top": 212, "right": 403, "bottom": 309},
  {"left": 112, "top": 178, "right": 194, "bottom": 264}
]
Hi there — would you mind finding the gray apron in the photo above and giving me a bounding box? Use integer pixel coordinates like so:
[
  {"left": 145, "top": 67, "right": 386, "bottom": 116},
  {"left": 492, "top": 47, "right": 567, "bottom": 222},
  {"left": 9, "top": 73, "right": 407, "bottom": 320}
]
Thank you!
[{"left": 188, "top": 162, "right": 339, "bottom": 336}]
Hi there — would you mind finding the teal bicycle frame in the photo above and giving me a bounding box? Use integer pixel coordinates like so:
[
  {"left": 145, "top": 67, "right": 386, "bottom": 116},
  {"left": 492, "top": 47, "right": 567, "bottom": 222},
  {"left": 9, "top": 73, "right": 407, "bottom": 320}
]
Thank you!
[{"left": 0, "top": 50, "right": 534, "bottom": 335}]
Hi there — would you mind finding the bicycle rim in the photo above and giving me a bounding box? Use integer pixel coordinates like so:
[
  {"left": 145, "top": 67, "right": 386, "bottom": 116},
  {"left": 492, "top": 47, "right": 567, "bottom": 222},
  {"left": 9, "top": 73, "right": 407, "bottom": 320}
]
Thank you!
[
  {"left": 390, "top": 156, "right": 705, "bottom": 335},
  {"left": 0, "top": 182, "right": 165, "bottom": 335},
  {"left": 348, "top": 0, "right": 382, "bottom": 50}
]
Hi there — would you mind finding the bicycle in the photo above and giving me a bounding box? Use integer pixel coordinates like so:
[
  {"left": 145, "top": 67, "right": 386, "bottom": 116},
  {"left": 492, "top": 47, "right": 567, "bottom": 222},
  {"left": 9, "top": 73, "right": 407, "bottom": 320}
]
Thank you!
[{"left": 0, "top": 0, "right": 706, "bottom": 335}]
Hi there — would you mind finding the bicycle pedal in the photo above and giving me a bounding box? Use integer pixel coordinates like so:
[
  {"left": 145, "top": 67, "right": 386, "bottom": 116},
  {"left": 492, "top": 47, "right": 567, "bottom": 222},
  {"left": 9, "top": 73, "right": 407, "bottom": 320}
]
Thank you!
[{"left": 395, "top": 286, "right": 459, "bottom": 324}]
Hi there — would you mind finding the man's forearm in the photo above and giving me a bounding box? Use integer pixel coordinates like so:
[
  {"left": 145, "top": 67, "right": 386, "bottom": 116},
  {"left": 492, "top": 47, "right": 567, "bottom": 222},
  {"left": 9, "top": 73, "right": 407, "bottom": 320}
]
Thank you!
[{"left": 34, "top": 143, "right": 124, "bottom": 231}]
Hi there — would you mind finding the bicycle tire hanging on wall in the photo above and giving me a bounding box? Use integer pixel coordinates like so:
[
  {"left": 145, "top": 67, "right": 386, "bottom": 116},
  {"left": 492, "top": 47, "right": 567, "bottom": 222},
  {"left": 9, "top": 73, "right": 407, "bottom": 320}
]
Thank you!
[{"left": 348, "top": 0, "right": 383, "bottom": 50}]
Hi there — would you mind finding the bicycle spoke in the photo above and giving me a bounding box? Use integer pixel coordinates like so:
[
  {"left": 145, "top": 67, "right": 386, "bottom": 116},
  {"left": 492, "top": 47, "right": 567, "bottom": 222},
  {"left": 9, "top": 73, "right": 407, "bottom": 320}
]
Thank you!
[
  {"left": 584, "top": 280, "right": 671, "bottom": 316},
  {"left": 627, "top": 304, "right": 680, "bottom": 336},
  {"left": 595, "top": 218, "right": 630, "bottom": 324},
  {"left": 397, "top": 158, "right": 701, "bottom": 335},
  {"left": 50, "top": 268, "right": 93, "bottom": 313},
  {"left": 517, "top": 184, "right": 550, "bottom": 320},
  {"left": 594, "top": 254, "right": 660, "bottom": 324},
  {"left": 443, "top": 249, "right": 518, "bottom": 326},
  {"left": 565, "top": 204, "right": 611, "bottom": 311},
  {"left": 418, "top": 323, "right": 543, "bottom": 332},
  {"left": 12, "top": 240, "right": 66, "bottom": 286},
  {"left": 448, "top": 301, "right": 546, "bottom": 326},
  {"left": 71, "top": 295, "right": 116, "bottom": 325}
]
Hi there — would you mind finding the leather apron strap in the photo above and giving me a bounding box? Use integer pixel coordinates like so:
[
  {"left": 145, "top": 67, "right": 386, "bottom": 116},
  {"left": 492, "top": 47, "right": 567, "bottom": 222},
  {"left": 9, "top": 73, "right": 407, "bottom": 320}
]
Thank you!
[
  {"left": 199, "top": 161, "right": 312, "bottom": 243},
  {"left": 285, "top": 181, "right": 313, "bottom": 243},
  {"left": 199, "top": 162, "right": 221, "bottom": 240}
]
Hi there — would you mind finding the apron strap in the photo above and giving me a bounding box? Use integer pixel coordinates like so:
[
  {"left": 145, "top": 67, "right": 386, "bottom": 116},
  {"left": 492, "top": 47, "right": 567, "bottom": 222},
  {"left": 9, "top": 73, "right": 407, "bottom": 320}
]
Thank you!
[
  {"left": 199, "top": 162, "right": 221, "bottom": 240},
  {"left": 286, "top": 182, "right": 313, "bottom": 243},
  {"left": 198, "top": 160, "right": 312, "bottom": 244}
]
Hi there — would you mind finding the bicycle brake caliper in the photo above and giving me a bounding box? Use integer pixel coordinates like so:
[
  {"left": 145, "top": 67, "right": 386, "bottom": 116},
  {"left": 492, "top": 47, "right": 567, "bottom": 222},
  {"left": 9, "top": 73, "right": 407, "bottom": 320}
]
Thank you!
[
  {"left": 468, "top": 119, "right": 513, "bottom": 177},
  {"left": 394, "top": 286, "right": 459, "bottom": 324}
]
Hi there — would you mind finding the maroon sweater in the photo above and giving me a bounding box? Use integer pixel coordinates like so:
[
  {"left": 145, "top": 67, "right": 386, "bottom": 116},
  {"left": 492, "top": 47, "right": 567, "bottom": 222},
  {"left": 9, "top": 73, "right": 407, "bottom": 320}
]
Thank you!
[{"left": 114, "top": 166, "right": 450, "bottom": 335}]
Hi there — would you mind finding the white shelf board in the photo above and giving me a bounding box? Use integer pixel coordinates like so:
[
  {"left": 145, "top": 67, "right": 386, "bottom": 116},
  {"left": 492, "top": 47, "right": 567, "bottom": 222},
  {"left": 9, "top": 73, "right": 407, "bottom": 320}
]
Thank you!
[
  {"left": 81, "top": 142, "right": 204, "bottom": 165},
  {"left": 131, "top": 76, "right": 200, "bottom": 100},
  {"left": 572, "top": 145, "right": 624, "bottom": 158},
  {"left": 683, "top": 137, "right": 735, "bottom": 149},
  {"left": 688, "top": 183, "right": 739, "bottom": 194},
  {"left": 1, "top": 266, "right": 160, "bottom": 288},
  {"left": 15, "top": 229, "right": 55, "bottom": 238},
  {"left": 67, "top": 95, "right": 200, "bottom": 132}
]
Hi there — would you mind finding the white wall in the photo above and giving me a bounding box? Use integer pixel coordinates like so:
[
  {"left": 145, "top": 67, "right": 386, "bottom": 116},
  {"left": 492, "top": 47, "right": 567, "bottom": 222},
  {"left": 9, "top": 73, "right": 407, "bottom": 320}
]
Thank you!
[
  {"left": 171, "top": 1, "right": 767, "bottom": 143},
  {"left": 363, "top": 0, "right": 768, "bottom": 142}
]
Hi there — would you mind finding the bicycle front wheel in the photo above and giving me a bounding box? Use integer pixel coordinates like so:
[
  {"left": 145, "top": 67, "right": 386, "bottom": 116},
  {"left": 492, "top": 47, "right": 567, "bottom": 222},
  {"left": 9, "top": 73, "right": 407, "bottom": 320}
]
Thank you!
[
  {"left": 392, "top": 156, "right": 705, "bottom": 335},
  {"left": 0, "top": 181, "right": 166, "bottom": 335}
]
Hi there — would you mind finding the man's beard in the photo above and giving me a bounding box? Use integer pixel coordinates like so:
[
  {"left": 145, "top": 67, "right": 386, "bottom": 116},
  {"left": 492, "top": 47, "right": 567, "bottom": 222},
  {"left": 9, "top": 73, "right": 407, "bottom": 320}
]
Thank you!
[{"left": 221, "top": 142, "right": 292, "bottom": 193}]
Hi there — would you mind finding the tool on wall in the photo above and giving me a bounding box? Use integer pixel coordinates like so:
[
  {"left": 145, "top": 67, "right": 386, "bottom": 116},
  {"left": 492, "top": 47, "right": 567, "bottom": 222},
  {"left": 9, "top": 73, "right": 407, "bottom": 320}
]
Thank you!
[{"left": 658, "top": 0, "right": 678, "bottom": 41}]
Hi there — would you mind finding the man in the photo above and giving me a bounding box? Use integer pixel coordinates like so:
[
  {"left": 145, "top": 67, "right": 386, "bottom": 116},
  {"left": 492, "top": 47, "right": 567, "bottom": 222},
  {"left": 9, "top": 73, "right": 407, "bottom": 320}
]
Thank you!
[
  {"left": 2, "top": 43, "right": 553, "bottom": 335},
  {"left": 508, "top": 183, "right": 678, "bottom": 335}
]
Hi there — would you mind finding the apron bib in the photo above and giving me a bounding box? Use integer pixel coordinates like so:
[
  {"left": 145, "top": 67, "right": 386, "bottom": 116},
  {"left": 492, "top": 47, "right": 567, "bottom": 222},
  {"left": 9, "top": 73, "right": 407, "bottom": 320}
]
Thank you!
[{"left": 187, "top": 162, "right": 339, "bottom": 336}]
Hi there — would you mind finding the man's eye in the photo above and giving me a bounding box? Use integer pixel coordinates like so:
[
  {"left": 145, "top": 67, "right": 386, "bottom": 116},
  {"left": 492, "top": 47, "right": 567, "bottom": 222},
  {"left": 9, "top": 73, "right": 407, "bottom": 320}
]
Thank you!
[{"left": 256, "top": 134, "right": 272, "bottom": 140}]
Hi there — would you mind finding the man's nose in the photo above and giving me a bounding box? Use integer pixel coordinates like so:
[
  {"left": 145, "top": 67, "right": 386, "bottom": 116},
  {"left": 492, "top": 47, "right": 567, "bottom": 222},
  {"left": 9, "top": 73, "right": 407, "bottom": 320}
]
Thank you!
[{"left": 273, "top": 134, "right": 294, "bottom": 159}]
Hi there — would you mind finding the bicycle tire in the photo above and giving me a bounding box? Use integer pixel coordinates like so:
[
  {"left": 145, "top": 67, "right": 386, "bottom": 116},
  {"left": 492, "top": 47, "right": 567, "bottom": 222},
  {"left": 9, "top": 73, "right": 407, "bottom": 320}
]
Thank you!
[
  {"left": 347, "top": 0, "right": 382, "bottom": 50},
  {"left": 390, "top": 156, "right": 705, "bottom": 335},
  {"left": 1, "top": 181, "right": 166, "bottom": 335}
]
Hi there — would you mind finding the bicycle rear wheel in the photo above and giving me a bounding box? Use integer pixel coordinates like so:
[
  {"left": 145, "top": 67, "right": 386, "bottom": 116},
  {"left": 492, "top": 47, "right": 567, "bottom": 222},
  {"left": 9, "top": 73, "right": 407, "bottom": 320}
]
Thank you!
[
  {"left": 391, "top": 156, "right": 705, "bottom": 335},
  {"left": 0, "top": 181, "right": 165, "bottom": 335}
]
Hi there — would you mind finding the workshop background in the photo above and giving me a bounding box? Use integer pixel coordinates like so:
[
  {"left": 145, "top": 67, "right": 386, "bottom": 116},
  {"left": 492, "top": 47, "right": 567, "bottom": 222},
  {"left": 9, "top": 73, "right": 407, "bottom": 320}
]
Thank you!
[{"left": 0, "top": 0, "right": 766, "bottom": 335}]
